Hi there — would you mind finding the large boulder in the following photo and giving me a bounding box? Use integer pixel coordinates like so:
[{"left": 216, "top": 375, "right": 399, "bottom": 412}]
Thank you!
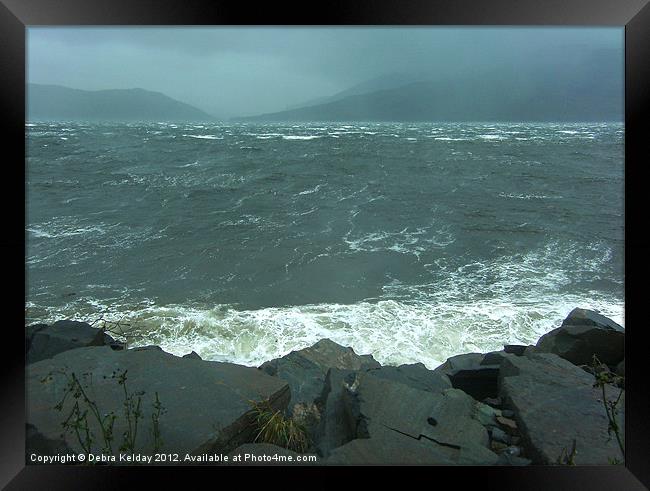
[
  {"left": 498, "top": 351, "right": 624, "bottom": 464},
  {"left": 325, "top": 371, "right": 498, "bottom": 465},
  {"left": 258, "top": 339, "right": 380, "bottom": 424},
  {"left": 27, "top": 346, "right": 290, "bottom": 460},
  {"left": 313, "top": 363, "right": 451, "bottom": 457},
  {"left": 535, "top": 308, "right": 624, "bottom": 367},
  {"left": 26, "top": 320, "right": 123, "bottom": 364}
]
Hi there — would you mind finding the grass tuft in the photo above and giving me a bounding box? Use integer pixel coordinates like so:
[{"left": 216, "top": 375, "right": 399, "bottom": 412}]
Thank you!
[{"left": 249, "top": 400, "right": 309, "bottom": 453}]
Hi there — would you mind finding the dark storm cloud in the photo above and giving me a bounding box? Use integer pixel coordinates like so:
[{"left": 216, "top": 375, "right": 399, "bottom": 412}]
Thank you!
[{"left": 27, "top": 27, "right": 622, "bottom": 119}]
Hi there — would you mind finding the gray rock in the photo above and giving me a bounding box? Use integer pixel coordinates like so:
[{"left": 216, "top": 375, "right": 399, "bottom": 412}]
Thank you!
[
  {"left": 434, "top": 352, "right": 485, "bottom": 373},
  {"left": 475, "top": 402, "right": 500, "bottom": 426},
  {"left": 132, "top": 345, "right": 164, "bottom": 352},
  {"left": 27, "top": 346, "right": 290, "bottom": 458},
  {"left": 182, "top": 351, "right": 202, "bottom": 360},
  {"left": 258, "top": 339, "right": 380, "bottom": 421},
  {"left": 313, "top": 363, "right": 451, "bottom": 457},
  {"left": 311, "top": 368, "right": 358, "bottom": 457},
  {"left": 26, "top": 320, "right": 122, "bottom": 364},
  {"left": 325, "top": 429, "right": 458, "bottom": 465},
  {"left": 365, "top": 362, "right": 452, "bottom": 393},
  {"left": 496, "top": 416, "right": 518, "bottom": 434},
  {"left": 481, "top": 351, "right": 511, "bottom": 366},
  {"left": 483, "top": 396, "right": 503, "bottom": 407},
  {"left": 504, "top": 345, "right": 528, "bottom": 356},
  {"left": 499, "top": 351, "right": 624, "bottom": 464},
  {"left": 491, "top": 441, "right": 508, "bottom": 452},
  {"left": 490, "top": 426, "right": 510, "bottom": 444},
  {"left": 334, "top": 371, "right": 498, "bottom": 465},
  {"left": 503, "top": 446, "right": 522, "bottom": 457},
  {"left": 536, "top": 308, "right": 624, "bottom": 367}
]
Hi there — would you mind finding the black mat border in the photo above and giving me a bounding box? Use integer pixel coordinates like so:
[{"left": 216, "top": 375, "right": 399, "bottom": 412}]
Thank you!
[{"left": 2, "top": 0, "right": 649, "bottom": 488}]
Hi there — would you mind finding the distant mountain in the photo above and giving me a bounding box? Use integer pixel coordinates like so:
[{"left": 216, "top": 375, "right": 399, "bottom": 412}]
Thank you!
[
  {"left": 237, "top": 48, "right": 623, "bottom": 122},
  {"left": 27, "top": 84, "right": 215, "bottom": 122},
  {"left": 286, "top": 71, "right": 432, "bottom": 110},
  {"left": 236, "top": 77, "right": 622, "bottom": 123}
]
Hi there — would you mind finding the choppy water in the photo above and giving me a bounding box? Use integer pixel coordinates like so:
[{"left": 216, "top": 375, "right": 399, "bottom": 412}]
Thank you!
[{"left": 26, "top": 121, "right": 624, "bottom": 368}]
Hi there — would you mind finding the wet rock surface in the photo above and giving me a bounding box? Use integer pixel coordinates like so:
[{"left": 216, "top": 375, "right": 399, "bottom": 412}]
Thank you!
[
  {"left": 498, "top": 351, "right": 624, "bottom": 464},
  {"left": 26, "top": 320, "right": 123, "bottom": 364},
  {"left": 27, "top": 346, "right": 290, "bottom": 459},
  {"left": 535, "top": 307, "right": 624, "bottom": 367},
  {"left": 258, "top": 339, "right": 380, "bottom": 424}
]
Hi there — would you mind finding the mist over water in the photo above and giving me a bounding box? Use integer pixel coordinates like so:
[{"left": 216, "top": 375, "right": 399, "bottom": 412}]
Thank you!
[{"left": 26, "top": 121, "right": 624, "bottom": 368}]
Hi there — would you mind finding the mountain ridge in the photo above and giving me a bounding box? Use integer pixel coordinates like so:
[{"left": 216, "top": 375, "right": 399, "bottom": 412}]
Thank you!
[
  {"left": 234, "top": 76, "right": 622, "bottom": 123},
  {"left": 27, "top": 84, "right": 216, "bottom": 122}
]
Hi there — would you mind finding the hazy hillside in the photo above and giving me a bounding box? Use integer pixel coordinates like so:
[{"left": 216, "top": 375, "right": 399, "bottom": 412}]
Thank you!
[
  {"left": 238, "top": 47, "right": 623, "bottom": 122},
  {"left": 236, "top": 76, "right": 622, "bottom": 123},
  {"left": 27, "top": 84, "right": 215, "bottom": 122},
  {"left": 286, "top": 72, "right": 431, "bottom": 110}
]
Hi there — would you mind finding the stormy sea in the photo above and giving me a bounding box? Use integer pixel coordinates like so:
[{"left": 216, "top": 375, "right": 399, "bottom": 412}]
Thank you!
[{"left": 26, "top": 121, "right": 624, "bottom": 368}]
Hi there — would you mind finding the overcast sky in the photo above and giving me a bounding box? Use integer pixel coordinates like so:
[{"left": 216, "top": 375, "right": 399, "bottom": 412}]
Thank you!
[{"left": 27, "top": 27, "right": 623, "bottom": 119}]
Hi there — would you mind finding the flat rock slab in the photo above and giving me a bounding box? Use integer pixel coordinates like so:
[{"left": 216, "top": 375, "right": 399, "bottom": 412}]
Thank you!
[
  {"left": 27, "top": 346, "right": 290, "bottom": 459},
  {"left": 325, "top": 427, "right": 458, "bottom": 465},
  {"left": 365, "top": 362, "right": 452, "bottom": 394},
  {"left": 313, "top": 363, "right": 452, "bottom": 458},
  {"left": 499, "top": 352, "right": 624, "bottom": 464},
  {"left": 26, "top": 320, "right": 122, "bottom": 364},
  {"left": 339, "top": 372, "right": 498, "bottom": 464},
  {"left": 536, "top": 308, "right": 624, "bottom": 366}
]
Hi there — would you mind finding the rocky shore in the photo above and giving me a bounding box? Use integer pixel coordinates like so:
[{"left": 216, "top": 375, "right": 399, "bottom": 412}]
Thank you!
[{"left": 25, "top": 308, "right": 625, "bottom": 465}]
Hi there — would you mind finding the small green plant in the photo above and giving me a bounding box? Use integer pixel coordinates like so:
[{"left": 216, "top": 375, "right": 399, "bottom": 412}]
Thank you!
[
  {"left": 249, "top": 400, "right": 309, "bottom": 452},
  {"left": 151, "top": 391, "right": 164, "bottom": 452},
  {"left": 43, "top": 368, "right": 164, "bottom": 459},
  {"left": 556, "top": 439, "right": 577, "bottom": 465},
  {"left": 591, "top": 355, "right": 625, "bottom": 462},
  {"left": 116, "top": 370, "right": 144, "bottom": 452}
]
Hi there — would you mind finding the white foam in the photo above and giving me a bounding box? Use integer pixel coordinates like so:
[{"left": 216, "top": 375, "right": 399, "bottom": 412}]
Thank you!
[
  {"left": 498, "top": 192, "right": 562, "bottom": 200},
  {"left": 179, "top": 161, "right": 200, "bottom": 168},
  {"left": 182, "top": 134, "right": 223, "bottom": 140},
  {"left": 297, "top": 184, "right": 324, "bottom": 196},
  {"left": 282, "top": 135, "right": 321, "bottom": 140},
  {"left": 28, "top": 293, "right": 623, "bottom": 370}
]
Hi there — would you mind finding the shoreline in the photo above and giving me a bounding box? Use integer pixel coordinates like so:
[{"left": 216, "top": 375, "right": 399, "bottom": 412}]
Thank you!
[
  {"left": 25, "top": 307, "right": 625, "bottom": 465},
  {"left": 24, "top": 296, "right": 626, "bottom": 370}
]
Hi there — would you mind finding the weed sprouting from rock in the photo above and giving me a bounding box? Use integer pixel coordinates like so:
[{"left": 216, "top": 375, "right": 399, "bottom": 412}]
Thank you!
[
  {"left": 591, "top": 355, "right": 625, "bottom": 462},
  {"left": 249, "top": 399, "right": 309, "bottom": 452},
  {"left": 42, "top": 368, "right": 164, "bottom": 459}
]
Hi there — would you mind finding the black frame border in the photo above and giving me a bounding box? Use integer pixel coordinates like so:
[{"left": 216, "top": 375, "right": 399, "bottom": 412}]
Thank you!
[{"left": 2, "top": 0, "right": 649, "bottom": 488}]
